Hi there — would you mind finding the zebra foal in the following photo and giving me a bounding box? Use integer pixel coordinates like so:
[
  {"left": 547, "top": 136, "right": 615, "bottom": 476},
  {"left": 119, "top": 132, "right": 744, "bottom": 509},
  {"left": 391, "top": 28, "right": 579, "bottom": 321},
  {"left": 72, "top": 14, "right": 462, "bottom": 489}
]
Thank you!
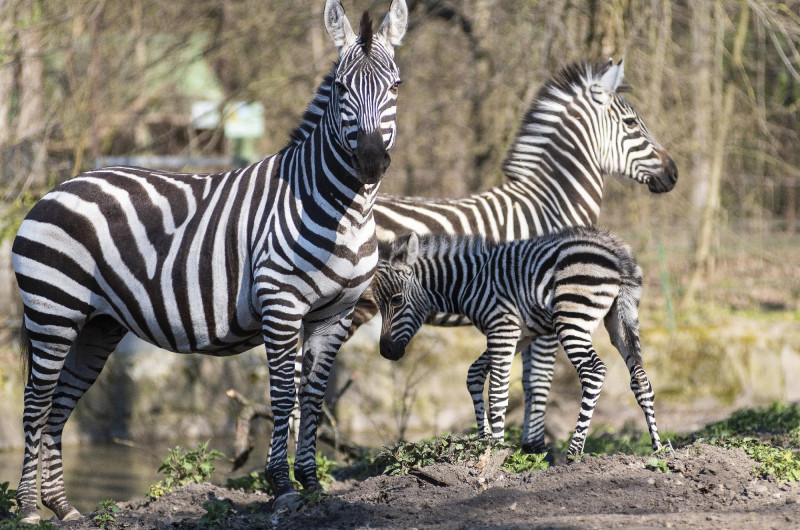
[
  {"left": 12, "top": 0, "right": 407, "bottom": 522},
  {"left": 373, "top": 227, "right": 663, "bottom": 458}
]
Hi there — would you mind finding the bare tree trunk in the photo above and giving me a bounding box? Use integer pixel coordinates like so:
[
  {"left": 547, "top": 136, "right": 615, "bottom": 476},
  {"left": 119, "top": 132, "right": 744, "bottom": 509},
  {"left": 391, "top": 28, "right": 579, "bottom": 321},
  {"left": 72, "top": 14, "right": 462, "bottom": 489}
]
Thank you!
[
  {"left": 683, "top": 1, "right": 750, "bottom": 307},
  {"left": 0, "top": 3, "right": 14, "bottom": 147},
  {"left": 690, "top": 1, "right": 714, "bottom": 214}
]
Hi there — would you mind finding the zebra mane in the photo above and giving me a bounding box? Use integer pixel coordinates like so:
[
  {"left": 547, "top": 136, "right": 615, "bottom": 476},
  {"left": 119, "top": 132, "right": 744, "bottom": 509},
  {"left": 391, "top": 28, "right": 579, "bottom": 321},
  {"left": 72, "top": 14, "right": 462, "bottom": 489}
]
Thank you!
[
  {"left": 501, "top": 60, "right": 630, "bottom": 182},
  {"left": 288, "top": 71, "right": 334, "bottom": 145},
  {"left": 395, "top": 233, "right": 492, "bottom": 261},
  {"left": 360, "top": 11, "right": 374, "bottom": 55}
]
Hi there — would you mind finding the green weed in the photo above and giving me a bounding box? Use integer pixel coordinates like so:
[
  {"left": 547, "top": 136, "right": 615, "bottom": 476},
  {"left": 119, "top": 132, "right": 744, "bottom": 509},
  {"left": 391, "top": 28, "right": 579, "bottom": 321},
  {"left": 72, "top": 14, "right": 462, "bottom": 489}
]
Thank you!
[
  {"left": 225, "top": 453, "right": 338, "bottom": 494},
  {"left": 0, "top": 482, "right": 16, "bottom": 516},
  {"left": 147, "top": 441, "right": 225, "bottom": 500},
  {"left": 0, "top": 516, "right": 57, "bottom": 530},
  {"left": 200, "top": 500, "right": 232, "bottom": 528},
  {"left": 92, "top": 499, "right": 121, "bottom": 529},
  {"left": 705, "top": 437, "right": 800, "bottom": 482},
  {"left": 502, "top": 450, "right": 550, "bottom": 473},
  {"left": 646, "top": 457, "right": 670, "bottom": 473}
]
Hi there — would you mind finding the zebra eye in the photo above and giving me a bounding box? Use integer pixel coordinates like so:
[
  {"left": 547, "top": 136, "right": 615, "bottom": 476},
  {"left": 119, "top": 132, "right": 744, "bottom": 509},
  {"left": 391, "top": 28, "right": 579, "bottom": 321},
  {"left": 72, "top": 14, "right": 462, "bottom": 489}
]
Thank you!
[
  {"left": 335, "top": 81, "right": 349, "bottom": 95},
  {"left": 389, "top": 80, "right": 401, "bottom": 95},
  {"left": 390, "top": 293, "right": 404, "bottom": 307},
  {"left": 623, "top": 117, "right": 638, "bottom": 128}
]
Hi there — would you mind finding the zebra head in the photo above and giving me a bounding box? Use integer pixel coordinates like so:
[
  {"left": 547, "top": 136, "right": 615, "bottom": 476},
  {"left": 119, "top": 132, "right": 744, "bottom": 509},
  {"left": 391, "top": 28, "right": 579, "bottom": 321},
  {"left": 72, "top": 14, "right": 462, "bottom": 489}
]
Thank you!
[
  {"left": 373, "top": 233, "right": 429, "bottom": 360},
  {"left": 325, "top": 0, "right": 407, "bottom": 185},
  {"left": 590, "top": 59, "right": 678, "bottom": 193}
]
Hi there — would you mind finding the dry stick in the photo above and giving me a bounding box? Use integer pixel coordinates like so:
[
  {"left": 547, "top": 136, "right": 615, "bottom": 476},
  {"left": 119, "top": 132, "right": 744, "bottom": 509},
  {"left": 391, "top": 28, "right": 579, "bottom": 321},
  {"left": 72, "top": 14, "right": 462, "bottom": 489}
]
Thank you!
[{"left": 226, "top": 374, "right": 364, "bottom": 470}]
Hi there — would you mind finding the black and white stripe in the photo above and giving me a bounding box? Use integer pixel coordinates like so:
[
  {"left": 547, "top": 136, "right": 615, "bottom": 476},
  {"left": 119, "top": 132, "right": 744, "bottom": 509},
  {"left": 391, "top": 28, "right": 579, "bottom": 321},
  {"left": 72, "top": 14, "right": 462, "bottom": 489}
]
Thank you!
[
  {"left": 373, "top": 227, "right": 663, "bottom": 459},
  {"left": 12, "top": 0, "right": 407, "bottom": 522},
  {"left": 360, "top": 59, "right": 676, "bottom": 453}
]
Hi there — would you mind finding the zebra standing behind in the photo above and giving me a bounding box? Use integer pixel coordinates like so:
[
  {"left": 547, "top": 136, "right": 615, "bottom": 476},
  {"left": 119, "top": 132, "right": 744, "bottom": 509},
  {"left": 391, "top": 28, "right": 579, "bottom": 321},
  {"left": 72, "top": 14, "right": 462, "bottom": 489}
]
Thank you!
[
  {"left": 354, "top": 59, "right": 677, "bottom": 455},
  {"left": 373, "top": 227, "right": 663, "bottom": 459},
  {"left": 11, "top": 0, "right": 407, "bottom": 522}
]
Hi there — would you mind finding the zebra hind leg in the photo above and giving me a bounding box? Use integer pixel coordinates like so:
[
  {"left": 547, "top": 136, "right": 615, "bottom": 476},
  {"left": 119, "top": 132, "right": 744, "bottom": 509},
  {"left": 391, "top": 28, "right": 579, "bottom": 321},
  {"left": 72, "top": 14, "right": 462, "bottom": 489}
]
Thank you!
[
  {"left": 485, "top": 329, "right": 521, "bottom": 441},
  {"left": 16, "top": 316, "right": 79, "bottom": 524},
  {"left": 555, "top": 325, "right": 607, "bottom": 460},
  {"left": 39, "top": 316, "right": 125, "bottom": 520},
  {"left": 466, "top": 353, "right": 491, "bottom": 438}
]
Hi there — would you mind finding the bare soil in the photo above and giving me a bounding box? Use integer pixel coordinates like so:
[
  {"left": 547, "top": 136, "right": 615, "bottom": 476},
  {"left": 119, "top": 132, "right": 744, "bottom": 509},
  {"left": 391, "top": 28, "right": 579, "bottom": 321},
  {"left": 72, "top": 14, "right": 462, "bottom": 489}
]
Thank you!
[{"left": 50, "top": 442, "right": 800, "bottom": 529}]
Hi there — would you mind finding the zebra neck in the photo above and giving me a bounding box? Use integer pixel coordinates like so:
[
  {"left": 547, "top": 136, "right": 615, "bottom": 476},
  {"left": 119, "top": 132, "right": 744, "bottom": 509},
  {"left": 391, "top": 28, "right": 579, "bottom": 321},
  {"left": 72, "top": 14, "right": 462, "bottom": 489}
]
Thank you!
[
  {"left": 501, "top": 159, "right": 605, "bottom": 226},
  {"left": 417, "top": 250, "right": 489, "bottom": 316}
]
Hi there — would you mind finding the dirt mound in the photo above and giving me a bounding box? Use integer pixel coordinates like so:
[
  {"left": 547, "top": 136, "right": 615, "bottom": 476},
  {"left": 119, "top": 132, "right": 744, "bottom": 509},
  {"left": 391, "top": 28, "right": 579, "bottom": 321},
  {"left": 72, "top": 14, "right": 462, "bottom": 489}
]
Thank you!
[{"left": 54, "top": 443, "right": 800, "bottom": 529}]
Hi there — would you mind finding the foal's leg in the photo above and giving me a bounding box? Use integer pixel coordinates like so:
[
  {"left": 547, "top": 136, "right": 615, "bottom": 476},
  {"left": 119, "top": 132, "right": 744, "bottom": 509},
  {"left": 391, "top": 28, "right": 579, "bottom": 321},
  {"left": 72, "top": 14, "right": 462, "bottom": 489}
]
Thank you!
[
  {"left": 554, "top": 323, "right": 607, "bottom": 459},
  {"left": 40, "top": 317, "right": 125, "bottom": 520},
  {"left": 520, "top": 334, "right": 558, "bottom": 453},
  {"left": 485, "top": 325, "right": 522, "bottom": 440},
  {"left": 466, "top": 352, "right": 491, "bottom": 437}
]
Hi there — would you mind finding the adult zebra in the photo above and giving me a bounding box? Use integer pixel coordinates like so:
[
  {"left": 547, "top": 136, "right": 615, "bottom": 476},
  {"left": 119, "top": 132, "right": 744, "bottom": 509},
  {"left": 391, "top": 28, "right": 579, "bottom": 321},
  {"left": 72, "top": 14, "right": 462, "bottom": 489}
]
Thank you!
[
  {"left": 372, "top": 228, "right": 663, "bottom": 458},
  {"left": 12, "top": 0, "right": 407, "bottom": 522},
  {"left": 358, "top": 59, "right": 677, "bottom": 454}
]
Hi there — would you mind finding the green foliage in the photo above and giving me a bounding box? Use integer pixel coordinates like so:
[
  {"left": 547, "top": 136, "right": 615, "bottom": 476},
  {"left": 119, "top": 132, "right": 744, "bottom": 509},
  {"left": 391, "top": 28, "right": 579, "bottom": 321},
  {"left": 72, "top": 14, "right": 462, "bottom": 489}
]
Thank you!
[
  {"left": 685, "top": 402, "right": 800, "bottom": 446},
  {"left": 502, "top": 450, "right": 550, "bottom": 473},
  {"left": 147, "top": 441, "right": 225, "bottom": 500},
  {"left": 226, "top": 471, "right": 270, "bottom": 493},
  {"left": 0, "top": 194, "right": 37, "bottom": 242},
  {"left": 556, "top": 425, "right": 676, "bottom": 457},
  {"left": 0, "top": 482, "right": 16, "bottom": 516},
  {"left": 92, "top": 499, "right": 121, "bottom": 529},
  {"left": 200, "top": 500, "right": 233, "bottom": 528},
  {"left": 377, "top": 433, "right": 552, "bottom": 476},
  {"left": 0, "top": 516, "right": 57, "bottom": 530},
  {"left": 646, "top": 457, "right": 670, "bottom": 474},
  {"left": 704, "top": 437, "right": 800, "bottom": 482}
]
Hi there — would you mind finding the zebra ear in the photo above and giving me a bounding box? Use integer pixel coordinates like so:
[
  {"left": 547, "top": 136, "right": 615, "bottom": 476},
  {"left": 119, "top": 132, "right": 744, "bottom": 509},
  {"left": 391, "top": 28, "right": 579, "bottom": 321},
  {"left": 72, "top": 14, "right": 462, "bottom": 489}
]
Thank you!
[
  {"left": 378, "top": 0, "right": 408, "bottom": 47},
  {"left": 598, "top": 58, "right": 625, "bottom": 93},
  {"left": 392, "top": 232, "right": 418, "bottom": 267},
  {"left": 325, "top": 0, "right": 357, "bottom": 53}
]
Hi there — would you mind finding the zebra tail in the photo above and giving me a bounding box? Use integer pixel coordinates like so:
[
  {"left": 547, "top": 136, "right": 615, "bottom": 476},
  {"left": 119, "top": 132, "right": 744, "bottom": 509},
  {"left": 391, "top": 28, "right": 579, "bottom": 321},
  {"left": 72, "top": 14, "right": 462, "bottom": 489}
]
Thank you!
[
  {"left": 616, "top": 262, "right": 644, "bottom": 368},
  {"left": 20, "top": 320, "right": 32, "bottom": 384}
]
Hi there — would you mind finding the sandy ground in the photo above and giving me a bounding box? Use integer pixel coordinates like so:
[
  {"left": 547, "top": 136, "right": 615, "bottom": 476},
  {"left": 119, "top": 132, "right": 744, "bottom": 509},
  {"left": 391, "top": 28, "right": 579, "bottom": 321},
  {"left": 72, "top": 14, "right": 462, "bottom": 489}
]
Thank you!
[{"left": 37, "top": 442, "right": 799, "bottom": 529}]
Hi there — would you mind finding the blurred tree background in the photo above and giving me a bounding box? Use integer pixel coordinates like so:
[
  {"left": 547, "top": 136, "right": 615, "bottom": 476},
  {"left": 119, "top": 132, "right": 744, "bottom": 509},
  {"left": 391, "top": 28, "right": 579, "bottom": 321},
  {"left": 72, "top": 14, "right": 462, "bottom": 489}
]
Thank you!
[{"left": 0, "top": 0, "right": 799, "bottom": 451}]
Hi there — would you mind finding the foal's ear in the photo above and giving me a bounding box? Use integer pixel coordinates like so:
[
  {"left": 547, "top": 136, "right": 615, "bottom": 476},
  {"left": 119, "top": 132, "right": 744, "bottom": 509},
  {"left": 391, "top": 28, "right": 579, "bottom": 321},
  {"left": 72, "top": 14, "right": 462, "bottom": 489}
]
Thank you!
[
  {"left": 392, "top": 232, "right": 419, "bottom": 267},
  {"left": 591, "top": 58, "right": 625, "bottom": 105}
]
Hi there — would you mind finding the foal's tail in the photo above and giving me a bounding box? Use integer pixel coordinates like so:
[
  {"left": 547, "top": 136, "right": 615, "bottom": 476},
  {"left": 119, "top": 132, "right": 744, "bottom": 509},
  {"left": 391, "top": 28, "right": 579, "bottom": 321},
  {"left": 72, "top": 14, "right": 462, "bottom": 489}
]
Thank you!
[{"left": 20, "top": 318, "right": 33, "bottom": 384}]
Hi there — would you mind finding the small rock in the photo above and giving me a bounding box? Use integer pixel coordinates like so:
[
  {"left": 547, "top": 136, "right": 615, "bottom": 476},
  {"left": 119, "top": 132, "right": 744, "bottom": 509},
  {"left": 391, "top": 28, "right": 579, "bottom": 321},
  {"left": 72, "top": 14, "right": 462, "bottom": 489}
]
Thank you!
[
  {"left": 773, "top": 493, "right": 782, "bottom": 499},
  {"left": 647, "top": 478, "right": 655, "bottom": 485},
  {"left": 509, "top": 502, "right": 517, "bottom": 511}
]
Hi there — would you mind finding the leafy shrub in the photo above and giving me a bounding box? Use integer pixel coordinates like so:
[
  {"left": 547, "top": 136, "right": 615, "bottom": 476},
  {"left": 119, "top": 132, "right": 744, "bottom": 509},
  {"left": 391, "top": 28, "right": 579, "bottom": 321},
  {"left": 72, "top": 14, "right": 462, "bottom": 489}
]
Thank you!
[
  {"left": 0, "top": 482, "right": 16, "bottom": 516},
  {"left": 92, "top": 499, "right": 121, "bottom": 529},
  {"left": 502, "top": 450, "right": 550, "bottom": 473},
  {"left": 148, "top": 441, "right": 225, "bottom": 499}
]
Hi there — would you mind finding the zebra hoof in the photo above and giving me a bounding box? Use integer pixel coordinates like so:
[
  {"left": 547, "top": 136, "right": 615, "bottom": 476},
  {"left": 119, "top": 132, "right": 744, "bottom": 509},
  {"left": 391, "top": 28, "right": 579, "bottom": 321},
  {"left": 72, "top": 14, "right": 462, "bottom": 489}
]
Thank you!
[
  {"left": 19, "top": 512, "right": 41, "bottom": 525},
  {"left": 272, "top": 491, "right": 304, "bottom": 514},
  {"left": 61, "top": 507, "right": 83, "bottom": 521}
]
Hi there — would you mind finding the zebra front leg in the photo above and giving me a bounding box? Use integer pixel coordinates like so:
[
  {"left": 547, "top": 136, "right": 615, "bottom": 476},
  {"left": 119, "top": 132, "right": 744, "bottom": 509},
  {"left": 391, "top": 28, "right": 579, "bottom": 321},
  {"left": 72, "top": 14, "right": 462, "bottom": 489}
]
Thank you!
[
  {"left": 485, "top": 327, "right": 522, "bottom": 440},
  {"left": 40, "top": 317, "right": 123, "bottom": 520},
  {"left": 262, "top": 310, "right": 304, "bottom": 499},
  {"left": 520, "top": 334, "right": 558, "bottom": 454},
  {"left": 293, "top": 313, "right": 351, "bottom": 491},
  {"left": 466, "top": 353, "right": 491, "bottom": 438},
  {"left": 556, "top": 326, "right": 606, "bottom": 460}
]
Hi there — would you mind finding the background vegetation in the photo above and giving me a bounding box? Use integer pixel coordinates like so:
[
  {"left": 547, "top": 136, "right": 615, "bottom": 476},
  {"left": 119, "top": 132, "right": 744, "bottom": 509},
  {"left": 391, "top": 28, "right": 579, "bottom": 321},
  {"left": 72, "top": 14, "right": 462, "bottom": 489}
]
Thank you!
[{"left": 0, "top": 0, "right": 798, "bottom": 453}]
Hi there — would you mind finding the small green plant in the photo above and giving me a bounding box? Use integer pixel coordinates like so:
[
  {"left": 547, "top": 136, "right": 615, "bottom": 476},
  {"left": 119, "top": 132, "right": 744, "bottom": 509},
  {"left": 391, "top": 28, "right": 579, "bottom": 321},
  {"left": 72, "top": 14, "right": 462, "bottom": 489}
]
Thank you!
[
  {"left": 377, "top": 434, "right": 517, "bottom": 475},
  {"left": 200, "top": 500, "right": 232, "bottom": 528},
  {"left": 502, "top": 450, "right": 550, "bottom": 473},
  {"left": 0, "top": 482, "right": 16, "bottom": 516},
  {"left": 226, "top": 470, "right": 270, "bottom": 493},
  {"left": 147, "top": 441, "right": 225, "bottom": 499},
  {"left": 298, "top": 489, "right": 329, "bottom": 506},
  {"left": 92, "top": 499, "right": 121, "bottom": 529},
  {"left": 646, "top": 457, "right": 670, "bottom": 473},
  {"left": 685, "top": 402, "right": 800, "bottom": 447}
]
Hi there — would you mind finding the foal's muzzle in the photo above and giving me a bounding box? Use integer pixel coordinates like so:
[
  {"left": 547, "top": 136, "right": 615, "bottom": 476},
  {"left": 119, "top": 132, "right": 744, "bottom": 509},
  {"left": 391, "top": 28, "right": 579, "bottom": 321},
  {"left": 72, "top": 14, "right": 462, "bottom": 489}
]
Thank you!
[{"left": 379, "top": 336, "right": 407, "bottom": 361}]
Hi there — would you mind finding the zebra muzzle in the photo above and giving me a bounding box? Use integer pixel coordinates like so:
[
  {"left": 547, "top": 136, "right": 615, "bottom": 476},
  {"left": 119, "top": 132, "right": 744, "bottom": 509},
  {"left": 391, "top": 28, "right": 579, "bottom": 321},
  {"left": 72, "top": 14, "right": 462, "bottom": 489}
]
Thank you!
[
  {"left": 354, "top": 130, "right": 391, "bottom": 185},
  {"left": 379, "top": 336, "right": 407, "bottom": 360},
  {"left": 648, "top": 154, "right": 678, "bottom": 193}
]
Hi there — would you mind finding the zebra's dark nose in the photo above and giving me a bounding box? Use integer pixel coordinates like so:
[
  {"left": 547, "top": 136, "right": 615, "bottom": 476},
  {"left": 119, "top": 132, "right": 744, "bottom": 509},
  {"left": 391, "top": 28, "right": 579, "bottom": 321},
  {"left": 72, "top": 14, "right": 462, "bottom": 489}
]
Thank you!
[
  {"left": 354, "top": 130, "right": 391, "bottom": 185},
  {"left": 648, "top": 155, "right": 678, "bottom": 193},
  {"left": 379, "top": 336, "right": 406, "bottom": 361}
]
